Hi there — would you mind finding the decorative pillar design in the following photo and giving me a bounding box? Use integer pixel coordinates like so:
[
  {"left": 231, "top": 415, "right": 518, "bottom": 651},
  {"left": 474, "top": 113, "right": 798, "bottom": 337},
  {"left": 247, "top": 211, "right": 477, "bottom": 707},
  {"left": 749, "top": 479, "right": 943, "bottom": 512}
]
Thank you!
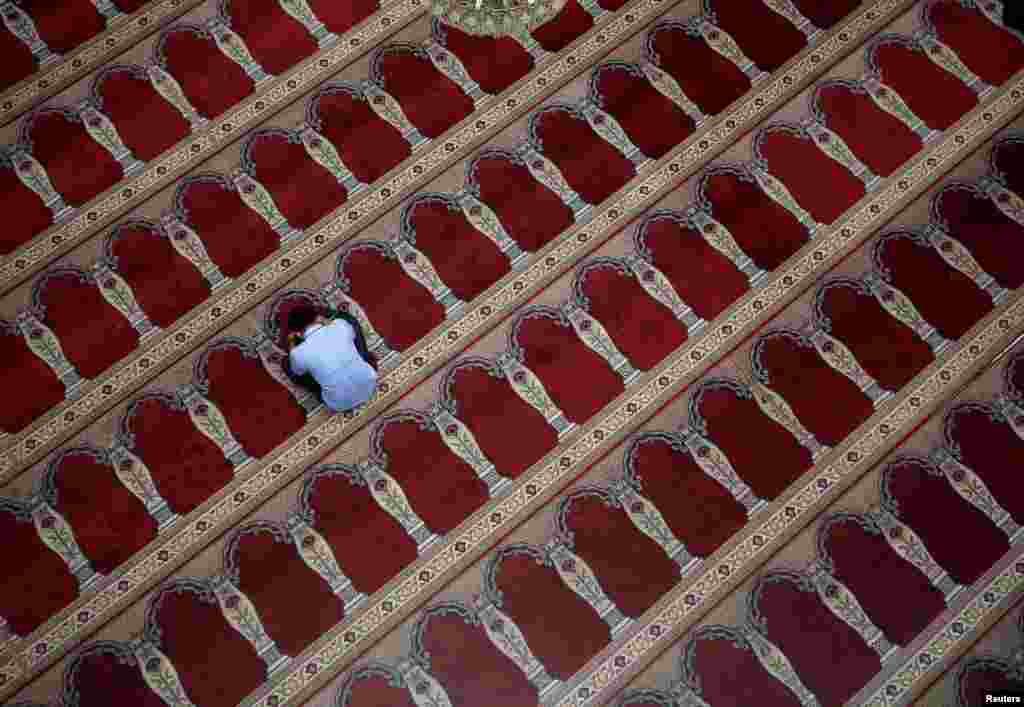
[
  {"left": 978, "top": 174, "right": 1024, "bottom": 228},
  {"left": 678, "top": 427, "right": 765, "bottom": 515},
  {"left": 391, "top": 236, "right": 465, "bottom": 314},
  {"left": 544, "top": 537, "right": 632, "bottom": 635},
  {"left": 78, "top": 101, "right": 144, "bottom": 176},
  {"left": 427, "top": 401, "right": 508, "bottom": 496},
  {"left": 207, "top": 18, "right": 271, "bottom": 83},
  {"left": 560, "top": 301, "right": 640, "bottom": 385},
  {"left": 578, "top": 0, "right": 605, "bottom": 20},
  {"left": 749, "top": 379, "right": 829, "bottom": 458},
  {"left": 131, "top": 638, "right": 196, "bottom": 706},
  {"left": 808, "top": 327, "right": 891, "bottom": 405},
  {"left": 230, "top": 168, "right": 301, "bottom": 244},
  {"left": 516, "top": 142, "right": 590, "bottom": 218},
  {"left": 0, "top": 616, "right": 12, "bottom": 645},
  {"left": 496, "top": 350, "right": 575, "bottom": 438},
  {"left": 209, "top": 574, "right": 290, "bottom": 673},
  {"left": 930, "top": 447, "right": 1022, "bottom": 541},
  {"left": 686, "top": 206, "right": 768, "bottom": 284},
  {"left": 456, "top": 190, "right": 527, "bottom": 267},
  {"left": 863, "top": 271, "right": 950, "bottom": 354},
  {"left": 321, "top": 280, "right": 397, "bottom": 367},
  {"left": 178, "top": 384, "right": 252, "bottom": 469},
  {"left": 474, "top": 595, "right": 561, "bottom": 697},
  {"left": 91, "top": 259, "right": 161, "bottom": 340},
  {"left": 641, "top": 61, "right": 707, "bottom": 126},
  {"left": 28, "top": 494, "right": 102, "bottom": 590},
  {"left": 251, "top": 330, "right": 322, "bottom": 415},
  {"left": 299, "top": 124, "right": 365, "bottom": 194},
  {"left": 88, "top": 0, "right": 122, "bottom": 21},
  {"left": 749, "top": 162, "right": 821, "bottom": 235},
  {"left": 802, "top": 118, "right": 879, "bottom": 190},
  {"left": 743, "top": 626, "right": 821, "bottom": 707},
  {"left": 0, "top": 1, "right": 58, "bottom": 65},
  {"left": 923, "top": 224, "right": 1009, "bottom": 304},
  {"left": 977, "top": 0, "right": 1008, "bottom": 29},
  {"left": 669, "top": 685, "right": 714, "bottom": 707},
  {"left": 285, "top": 513, "right": 366, "bottom": 611},
  {"left": 397, "top": 659, "right": 454, "bottom": 707},
  {"left": 146, "top": 64, "right": 208, "bottom": 130},
  {"left": 994, "top": 396, "right": 1024, "bottom": 449},
  {"left": 15, "top": 308, "right": 85, "bottom": 398},
  {"left": 7, "top": 147, "right": 73, "bottom": 220},
  {"left": 511, "top": 28, "right": 547, "bottom": 62},
  {"left": 624, "top": 252, "right": 706, "bottom": 332},
  {"left": 607, "top": 476, "right": 699, "bottom": 573},
  {"left": 580, "top": 100, "right": 647, "bottom": 167},
  {"left": 863, "top": 77, "right": 938, "bottom": 142},
  {"left": 868, "top": 506, "right": 963, "bottom": 602},
  {"left": 109, "top": 443, "right": 181, "bottom": 531},
  {"left": 425, "top": 39, "right": 486, "bottom": 103},
  {"left": 916, "top": 30, "right": 992, "bottom": 97},
  {"left": 278, "top": 0, "right": 338, "bottom": 47},
  {"left": 697, "top": 18, "right": 766, "bottom": 82},
  {"left": 761, "top": 0, "right": 819, "bottom": 40},
  {"left": 159, "top": 213, "right": 230, "bottom": 290},
  {"left": 362, "top": 80, "right": 428, "bottom": 148},
  {"left": 808, "top": 562, "right": 897, "bottom": 661},
  {"left": 356, "top": 458, "right": 440, "bottom": 552}
]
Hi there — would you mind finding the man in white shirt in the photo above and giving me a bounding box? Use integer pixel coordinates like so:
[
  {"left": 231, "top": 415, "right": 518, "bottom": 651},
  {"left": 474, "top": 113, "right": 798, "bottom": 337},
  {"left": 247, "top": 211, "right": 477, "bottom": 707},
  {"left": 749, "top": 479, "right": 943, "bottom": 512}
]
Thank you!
[{"left": 286, "top": 307, "right": 378, "bottom": 413}]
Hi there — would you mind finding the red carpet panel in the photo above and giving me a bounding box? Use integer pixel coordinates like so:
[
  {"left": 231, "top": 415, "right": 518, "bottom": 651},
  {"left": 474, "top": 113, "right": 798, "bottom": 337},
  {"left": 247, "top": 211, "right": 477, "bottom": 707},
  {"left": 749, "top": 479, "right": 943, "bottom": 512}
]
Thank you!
[
  {"left": 1, "top": 0, "right": 1024, "bottom": 706},
  {"left": 953, "top": 610, "right": 1024, "bottom": 706}
]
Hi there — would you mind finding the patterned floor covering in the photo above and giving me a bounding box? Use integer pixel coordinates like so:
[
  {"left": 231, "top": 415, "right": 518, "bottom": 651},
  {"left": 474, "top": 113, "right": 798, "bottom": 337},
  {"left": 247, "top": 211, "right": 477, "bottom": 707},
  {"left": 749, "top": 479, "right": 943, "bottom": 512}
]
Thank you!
[{"left": 2, "top": 0, "right": 1024, "bottom": 705}]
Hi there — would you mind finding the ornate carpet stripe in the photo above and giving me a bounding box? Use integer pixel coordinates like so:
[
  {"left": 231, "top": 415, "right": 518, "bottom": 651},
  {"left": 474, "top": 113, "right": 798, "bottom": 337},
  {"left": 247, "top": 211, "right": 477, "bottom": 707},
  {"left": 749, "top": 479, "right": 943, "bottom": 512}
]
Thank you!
[
  {"left": 554, "top": 295, "right": 1024, "bottom": 706},
  {"left": 0, "top": 0, "right": 206, "bottom": 126},
  {"left": 0, "top": 0, "right": 422, "bottom": 292},
  {"left": 860, "top": 547, "right": 1024, "bottom": 706},
  {"left": 0, "top": 0, "right": 910, "bottom": 483},
  {"left": 0, "top": 9, "right": 1008, "bottom": 699},
  {"left": 241, "top": 75, "right": 1024, "bottom": 707}
]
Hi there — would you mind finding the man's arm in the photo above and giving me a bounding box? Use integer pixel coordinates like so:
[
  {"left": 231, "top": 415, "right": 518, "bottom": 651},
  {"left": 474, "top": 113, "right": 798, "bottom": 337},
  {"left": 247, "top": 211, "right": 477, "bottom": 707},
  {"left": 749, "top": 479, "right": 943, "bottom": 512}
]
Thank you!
[{"left": 288, "top": 348, "right": 309, "bottom": 376}]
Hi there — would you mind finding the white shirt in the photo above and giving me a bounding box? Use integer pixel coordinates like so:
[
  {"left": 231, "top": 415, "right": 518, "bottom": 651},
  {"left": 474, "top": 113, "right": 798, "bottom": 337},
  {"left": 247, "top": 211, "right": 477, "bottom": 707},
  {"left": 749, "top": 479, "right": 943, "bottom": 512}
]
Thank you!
[{"left": 288, "top": 320, "right": 378, "bottom": 413}]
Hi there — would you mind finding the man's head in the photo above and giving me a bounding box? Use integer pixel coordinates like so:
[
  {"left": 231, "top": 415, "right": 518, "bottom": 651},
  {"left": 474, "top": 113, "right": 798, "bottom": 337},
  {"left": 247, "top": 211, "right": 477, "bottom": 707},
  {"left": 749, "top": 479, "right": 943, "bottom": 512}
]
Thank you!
[{"left": 288, "top": 306, "right": 320, "bottom": 334}]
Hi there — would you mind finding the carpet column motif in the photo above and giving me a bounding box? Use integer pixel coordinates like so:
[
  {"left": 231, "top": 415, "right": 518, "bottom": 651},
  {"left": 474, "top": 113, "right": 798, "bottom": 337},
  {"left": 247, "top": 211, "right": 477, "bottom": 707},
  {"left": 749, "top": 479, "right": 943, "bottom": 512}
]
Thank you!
[
  {"left": 177, "top": 383, "right": 253, "bottom": 469},
  {"left": 4, "top": 146, "right": 73, "bottom": 220},
  {"left": 208, "top": 573, "right": 290, "bottom": 673},
  {"left": 157, "top": 213, "right": 231, "bottom": 291},
  {"left": 677, "top": 426, "right": 766, "bottom": 516},
  {"left": 862, "top": 270, "right": 952, "bottom": 354},
  {"left": 682, "top": 206, "right": 768, "bottom": 285},
  {"left": 230, "top": 168, "right": 303, "bottom": 245},
  {"left": 866, "top": 505, "right": 964, "bottom": 601},
  {"left": 0, "top": 1, "right": 58, "bottom": 66},
  {"left": 356, "top": 458, "right": 441, "bottom": 552},
  {"left": 284, "top": 512, "right": 367, "bottom": 611},
  {"left": 107, "top": 443, "right": 181, "bottom": 531},
  {"left": 14, "top": 308, "right": 85, "bottom": 399},
  {"left": 544, "top": 537, "right": 633, "bottom": 636},
  {"left": 207, "top": 17, "right": 272, "bottom": 83},
  {"left": 495, "top": 350, "right": 576, "bottom": 438}
]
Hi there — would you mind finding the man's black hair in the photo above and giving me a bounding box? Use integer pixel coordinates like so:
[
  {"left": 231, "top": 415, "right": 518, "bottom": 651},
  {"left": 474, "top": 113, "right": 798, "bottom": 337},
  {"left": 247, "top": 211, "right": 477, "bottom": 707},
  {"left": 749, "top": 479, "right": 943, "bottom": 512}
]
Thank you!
[
  {"left": 288, "top": 306, "right": 319, "bottom": 333},
  {"left": 1006, "top": 3, "right": 1024, "bottom": 34}
]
